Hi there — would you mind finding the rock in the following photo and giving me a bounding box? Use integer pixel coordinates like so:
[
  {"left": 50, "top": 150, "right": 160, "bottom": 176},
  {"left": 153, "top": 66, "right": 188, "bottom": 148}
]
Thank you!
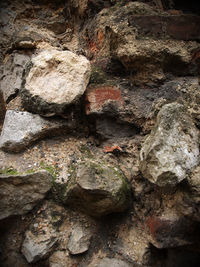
[
  {"left": 67, "top": 225, "right": 92, "bottom": 255},
  {"left": 21, "top": 49, "right": 91, "bottom": 116},
  {"left": 115, "top": 39, "right": 198, "bottom": 85},
  {"left": 0, "top": 170, "right": 52, "bottom": 220},
  {"left": 140, "top": 102, "right": 199, "bottom": 187},
  {"left": 21, "top": 201, "right": 65, "bottom": 263},
  {"left": 0, "top": 110, "right": 71, "bottom": 153},
  {"left": 128, "top": 14, "right": 200, "bottom": 41},
  {"left": 54, "top": 160, "right": 131, "bottom": 217},
  {"left": 96, "top": 257, "right": 131, "bottom": 267},
  {"left": 0, "top": 52, "right": 30, "bottom": 103},
  {"left": 146, "top": 214, "right": 199, "bottom": 248}
]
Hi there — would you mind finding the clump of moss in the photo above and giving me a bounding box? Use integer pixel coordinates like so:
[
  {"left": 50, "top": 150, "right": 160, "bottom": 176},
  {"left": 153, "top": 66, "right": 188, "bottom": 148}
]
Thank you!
[{"left": 0, "top": 167, "right": 19, "bottom": 175}]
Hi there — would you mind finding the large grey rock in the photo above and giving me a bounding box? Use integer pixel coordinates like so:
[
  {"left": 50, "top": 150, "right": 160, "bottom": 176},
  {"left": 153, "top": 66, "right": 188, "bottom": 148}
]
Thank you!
[
  {"left": 55, "top": 160, "right": 131, "bottom": 217},
  {"left": 67, "top": 225, "right": 92, "bottom": 255},
  {"left": 0, "top": 110, "right": 70, "bottom": 152},
  {"left": 21, "top": 201, "right": 65, "bottom": 263},
  {"left": 140, "top": 103, "right": 199, "bottom": 187},
  {"left": 0, "top": 52, "right": 30, "bottom": 102},
  {"left": 0, "top": 170, "right": 52, "bottom": 220},
  {"left": 21, "top": 49, "right": 91, "bottom": 116}
]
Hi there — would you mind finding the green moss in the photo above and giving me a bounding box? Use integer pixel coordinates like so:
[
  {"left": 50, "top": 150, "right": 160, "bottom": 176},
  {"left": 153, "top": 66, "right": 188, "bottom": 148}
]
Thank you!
[
  {"left": 39, "top": 161, "right": 60, "bottom": 181},
  {"left": 0, "top": 167, "right": 19, "bottom": 175}
]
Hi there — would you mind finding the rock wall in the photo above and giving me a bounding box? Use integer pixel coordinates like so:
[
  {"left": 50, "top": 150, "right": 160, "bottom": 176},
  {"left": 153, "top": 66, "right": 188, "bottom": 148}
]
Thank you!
[{"left": 0, "top": 0, "right": 200, "bottom": 266}]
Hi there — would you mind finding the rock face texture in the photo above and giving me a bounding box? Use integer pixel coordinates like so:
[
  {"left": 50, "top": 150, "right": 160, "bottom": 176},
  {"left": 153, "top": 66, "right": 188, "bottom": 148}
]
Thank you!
[
  {"left": 0, "top": 170, "right": 52, "bottom": 220},
  {"left": 0, "top": 110, "right": 70, "bottom": 152},
  {"left": 21, "top": 50, "right": 91, "bottom": 116},
  {"left": 55, "top": 160, "right": 131, "bottom": 217},
  {"left": 1, "top": 1, "right": 200, "bottom": 267},
  {"left": 0, "top": 52, "right": 30, "bottom": 102},
  {"left": 140, "top": 103, "right": 199, "bottom": 187}
]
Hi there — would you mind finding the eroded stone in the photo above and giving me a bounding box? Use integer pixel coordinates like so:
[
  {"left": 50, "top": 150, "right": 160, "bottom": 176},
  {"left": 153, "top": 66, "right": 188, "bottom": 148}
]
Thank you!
[
  {"left": 140, "top": 102, "right": 199, "bottom": 187},
  {"left": 0, "top": 110, "right": 71, "bottom": 152},
  {"left": 0, "top": 170, "right": 52, "bottom": 220},
  {"left": 21, "top": 49, "right": 91, "bottom": 116}
]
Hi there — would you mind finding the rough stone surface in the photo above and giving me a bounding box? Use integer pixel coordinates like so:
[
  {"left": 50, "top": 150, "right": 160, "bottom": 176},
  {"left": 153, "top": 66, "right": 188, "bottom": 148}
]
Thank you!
[
  {"left": 67, "top": 225, "right": 92, "bottom": 255},
  {"left": 0, "top": 52, "right": 30, "bottom": 102},
  {"left": 140, "top": 102, "right": 199, "bottom": 187},
  {"left": 0, "top": 110, "right": 71, "bottom": 152},
  {"left": 0, "top": 170, "right": 52, "bottom": 220},
  {"left": 96, "top": 258, "right": 131, "bottom": 267},
  {"left": 115, "top": 39, "right": 198, "bottom": 84},
  {"left": 21, "top": 49, "right": 91, "bottom": 116},
  {"left": 55, "top": 160, "right": 131, "bottom": 217},
  {"left": 146, "top": 214, "right": 199, "bottom": 248},
  {"left": 0, "top": 52, "right": 30, "bottom": 103},
  {"left": 21, "top": 201, "right": 65, "bottom": 263}
]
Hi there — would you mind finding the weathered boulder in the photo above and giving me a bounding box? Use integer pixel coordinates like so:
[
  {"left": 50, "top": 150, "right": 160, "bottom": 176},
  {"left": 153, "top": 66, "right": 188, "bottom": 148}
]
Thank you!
[
  {"left": 21, "top": 49, "right": 91, "bottom": 116},
  {"left": 67, "top": 225, "right": 92, "bottom": 255},
  {"left": 0, "top": 52, "right": 30, "bottom": 102},
  {"left": 54, "top": 160, "right": 131, "bottom": 217},
  {"left": 0, "top": 110, "right": 71, "bottom": 152},
  {"left": 21, "top": 201, "right": 65, "bottom": 263},
  {"left": 140, "top": 103, "right": 199, "bottom": 187},
  {"left": 0, "top": 170, "right": 52, "bottom": 220}
]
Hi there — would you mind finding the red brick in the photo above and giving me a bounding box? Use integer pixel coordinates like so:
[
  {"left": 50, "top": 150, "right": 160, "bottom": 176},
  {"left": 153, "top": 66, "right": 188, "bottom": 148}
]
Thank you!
[{"left": 85, "top": 86, "right": 124, "bottom": 115}]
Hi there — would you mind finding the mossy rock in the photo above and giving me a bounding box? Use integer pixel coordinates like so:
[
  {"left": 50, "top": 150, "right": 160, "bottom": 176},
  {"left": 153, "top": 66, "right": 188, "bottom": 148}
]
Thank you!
[{"left": 54, "top": 160, "right": 131, "bottom": 217}]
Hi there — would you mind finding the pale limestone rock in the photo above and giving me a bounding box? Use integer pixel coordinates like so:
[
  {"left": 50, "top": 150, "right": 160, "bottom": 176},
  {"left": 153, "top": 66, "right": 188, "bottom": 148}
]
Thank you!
[
  {"left": 0, "top": 110, "right": 70, "bottom": 152},
  {"left": 0, "top": 170, "right": 52, "bottom": 220},
  {"left": 21, "top": 49, "right": 91, "bottom": 116},
  {"left": 140, "top": 103, "right": 199, "bottom": 187}
]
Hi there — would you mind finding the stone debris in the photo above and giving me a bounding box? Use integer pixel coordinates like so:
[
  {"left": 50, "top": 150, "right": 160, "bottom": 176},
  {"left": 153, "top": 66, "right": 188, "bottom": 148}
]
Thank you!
[
  {"left": 0, "top": 110, "right": 70, "bottom": 152},
  {"left": 140, "top": 102, "right": 199, "bottom": 187},
  {"left": 21, "top": 49, "right": 91, "bottom": 116},
  {"left": 0, "top": 170, "right": 52, "bottom": 220}
]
